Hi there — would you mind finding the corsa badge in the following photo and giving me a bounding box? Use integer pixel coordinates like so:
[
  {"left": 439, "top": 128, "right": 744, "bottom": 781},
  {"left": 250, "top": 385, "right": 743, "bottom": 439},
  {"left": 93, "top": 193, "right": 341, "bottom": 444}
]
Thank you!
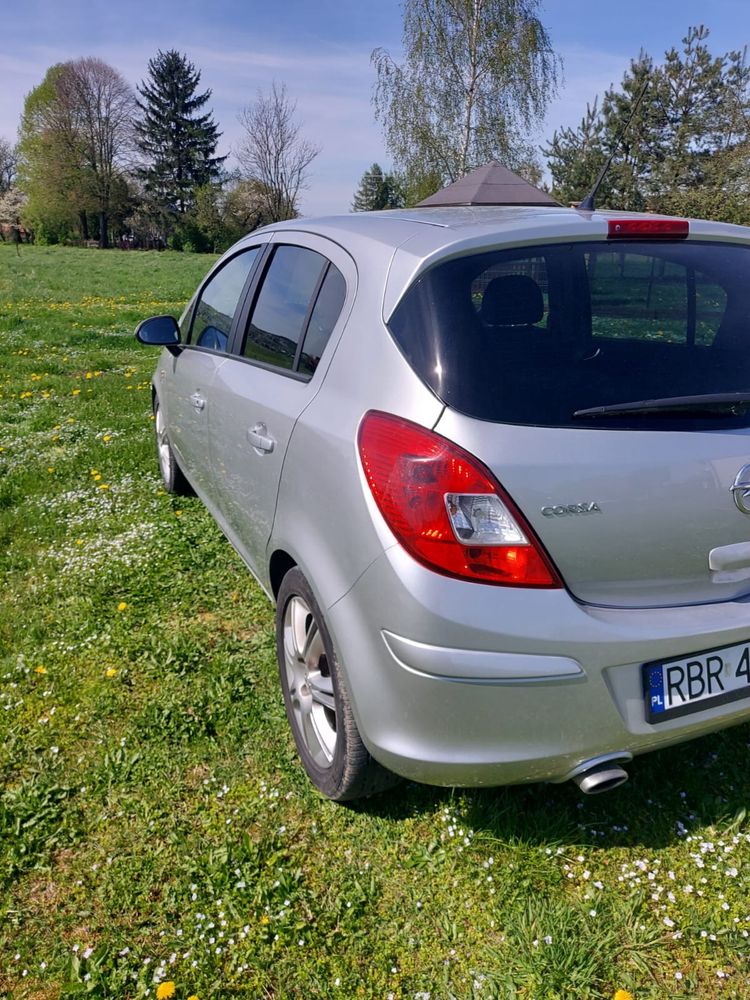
[{"left": 541, "top": 502, "right": 602, "bottom": 518}]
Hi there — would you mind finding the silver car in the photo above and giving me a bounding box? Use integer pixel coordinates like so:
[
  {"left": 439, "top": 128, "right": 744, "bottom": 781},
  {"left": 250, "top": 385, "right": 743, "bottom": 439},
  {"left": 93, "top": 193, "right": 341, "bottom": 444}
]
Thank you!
[{"left": 136, "top": 206, "right": 750, "bottom": 800}]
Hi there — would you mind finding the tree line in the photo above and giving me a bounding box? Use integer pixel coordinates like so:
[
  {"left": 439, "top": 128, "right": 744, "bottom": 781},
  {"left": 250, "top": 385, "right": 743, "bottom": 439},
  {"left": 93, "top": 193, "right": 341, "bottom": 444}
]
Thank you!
[
  {"left": 1, "top": 4, "right": 748, "bottom": 250},
  {"left": 0, "top": 50, "right": 318, "bottom": 251}
]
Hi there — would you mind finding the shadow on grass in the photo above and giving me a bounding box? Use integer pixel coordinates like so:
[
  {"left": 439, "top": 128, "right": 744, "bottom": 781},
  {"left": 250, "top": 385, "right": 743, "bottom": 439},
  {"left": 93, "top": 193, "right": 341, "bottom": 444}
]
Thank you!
[{"left": 352, "top": 721, "right": 750, "bottom": 851}]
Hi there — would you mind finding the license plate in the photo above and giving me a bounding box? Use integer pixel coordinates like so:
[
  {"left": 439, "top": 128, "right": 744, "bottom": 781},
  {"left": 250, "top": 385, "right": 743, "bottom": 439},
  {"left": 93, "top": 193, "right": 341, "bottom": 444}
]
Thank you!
[{"left": 644, "top": 639, "right": 750, "bottom": 723}]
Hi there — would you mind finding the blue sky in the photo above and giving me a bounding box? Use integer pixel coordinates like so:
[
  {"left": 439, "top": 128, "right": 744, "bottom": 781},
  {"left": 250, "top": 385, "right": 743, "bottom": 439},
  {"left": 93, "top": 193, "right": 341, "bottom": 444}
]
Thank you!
[{"left": 1, "top": 1, "right": 748, "bottom": 214}]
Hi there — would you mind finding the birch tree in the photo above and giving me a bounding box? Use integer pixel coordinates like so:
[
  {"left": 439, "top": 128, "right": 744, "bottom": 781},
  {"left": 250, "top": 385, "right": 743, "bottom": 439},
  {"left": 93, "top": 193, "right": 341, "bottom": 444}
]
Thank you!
[{"left": 372, "top": 0, "right": 559, "bottom": 202}]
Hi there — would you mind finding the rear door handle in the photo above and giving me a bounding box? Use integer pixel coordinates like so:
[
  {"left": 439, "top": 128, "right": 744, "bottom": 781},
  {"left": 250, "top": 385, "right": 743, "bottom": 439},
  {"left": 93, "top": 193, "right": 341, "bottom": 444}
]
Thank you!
[
  {"left": 190, "top": 392, "right": 206, "bottom": 411},
  {"left": 248, "top": 422, "right": 275, "bottom": 454}
]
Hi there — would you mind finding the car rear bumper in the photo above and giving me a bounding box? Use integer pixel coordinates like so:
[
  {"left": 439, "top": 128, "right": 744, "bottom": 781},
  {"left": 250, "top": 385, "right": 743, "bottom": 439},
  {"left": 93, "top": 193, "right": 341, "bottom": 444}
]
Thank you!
[{"left": 325, "top": 544, "right": 750, "bottom": 786}]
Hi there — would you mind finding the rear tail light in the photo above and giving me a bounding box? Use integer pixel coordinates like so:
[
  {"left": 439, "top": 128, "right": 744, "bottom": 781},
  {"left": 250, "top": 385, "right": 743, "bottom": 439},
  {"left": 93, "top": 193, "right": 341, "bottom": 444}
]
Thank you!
[
  {"left": 608, "top": 219, "right": 689, "bottom": 239},
  {"left": 357, "top": 411, "right": 561, "bottom": 587}
]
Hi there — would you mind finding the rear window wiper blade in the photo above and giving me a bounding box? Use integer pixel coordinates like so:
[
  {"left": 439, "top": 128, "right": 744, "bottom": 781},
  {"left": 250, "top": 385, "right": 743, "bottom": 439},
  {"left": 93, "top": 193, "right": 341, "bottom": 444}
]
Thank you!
[{"left": 573, "top": 393, "right": 750, "bottom": 419}]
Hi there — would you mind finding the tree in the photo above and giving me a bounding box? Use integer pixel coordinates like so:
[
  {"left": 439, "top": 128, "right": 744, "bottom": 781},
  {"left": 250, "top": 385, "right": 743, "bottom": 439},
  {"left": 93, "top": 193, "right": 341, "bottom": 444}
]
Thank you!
[
  {"left": 59, "top": 58, "right": 135, "bottom": 247},
  {"left": 372, "top": 0, "right": 559, "bottom": 198},
  {"left": 0, "top": 187, "right": 27, "bottom": 238},
  {"left": 351, "top": 163, "right": 405, "bottom": 211},
  {"left": 17, "top": 60, "right": 133, "bottom": 246},
  {"left": 0, "top": 138, "right": 16, "bottom": 193},
  {"left": 135, "top": 50, "right": 225, "bottom": 217},
  {"left": 544, "top": 100, "right": 608, "bottom": 207},
  {"left": 236, "top": 82, "right": 319, "bottom": 222},
  {"left": 545, "top": 26, "right": 750, "bottom": 222},
  {"left": 17, "top": 64, "right": 97, "bottom": 243}
]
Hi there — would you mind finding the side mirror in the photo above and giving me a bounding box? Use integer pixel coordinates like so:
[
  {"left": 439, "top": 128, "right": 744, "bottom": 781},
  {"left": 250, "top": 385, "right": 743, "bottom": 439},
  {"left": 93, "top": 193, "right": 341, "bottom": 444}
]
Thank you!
[{"left": 135, "top": 315, "right": 181, "bottom": 348}]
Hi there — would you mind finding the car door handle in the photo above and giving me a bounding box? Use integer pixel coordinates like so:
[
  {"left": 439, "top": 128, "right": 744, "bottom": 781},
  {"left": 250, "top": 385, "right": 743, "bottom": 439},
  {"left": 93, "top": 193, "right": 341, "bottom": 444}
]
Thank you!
[
  {"left": 248, "top": 423, "right": 275, "bottom": 454},
  {"left": 190, "top": 392, "right": 206, "bottom": 411}
]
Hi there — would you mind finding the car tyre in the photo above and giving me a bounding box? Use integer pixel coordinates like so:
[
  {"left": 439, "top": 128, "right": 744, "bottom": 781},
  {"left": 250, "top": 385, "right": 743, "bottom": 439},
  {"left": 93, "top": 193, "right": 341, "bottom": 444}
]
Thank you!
[
  {"left": 154, "top": 397, "right": 192, "bottom": 496},
  {"left": 276, "top": 567, "right": 397, "bottom": 801}
]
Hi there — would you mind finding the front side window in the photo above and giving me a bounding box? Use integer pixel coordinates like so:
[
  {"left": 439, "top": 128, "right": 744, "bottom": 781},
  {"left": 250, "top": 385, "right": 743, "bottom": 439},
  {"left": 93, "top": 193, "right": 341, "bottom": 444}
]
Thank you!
[
  {"left": 190, "top": 248, "right": 259, "bottom": 351},
  {"left": 389, "top": 240, "right": 750, "bottom": 430}
]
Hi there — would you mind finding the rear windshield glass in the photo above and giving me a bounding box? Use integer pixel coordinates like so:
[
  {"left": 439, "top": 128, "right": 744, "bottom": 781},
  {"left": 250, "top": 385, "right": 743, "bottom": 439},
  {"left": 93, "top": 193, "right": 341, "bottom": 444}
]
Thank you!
[{"left": 388, "top": 241, "right": 750, "bottom": 429}]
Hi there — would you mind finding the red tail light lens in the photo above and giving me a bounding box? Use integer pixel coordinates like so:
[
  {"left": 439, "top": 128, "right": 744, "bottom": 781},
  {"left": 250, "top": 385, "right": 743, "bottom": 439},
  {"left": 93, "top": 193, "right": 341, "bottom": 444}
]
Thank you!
[
  {"left": 608, "top": 219, "right": 689, "bottom": 239},
  {"left": 357, "top": 411, "right": 561, "bottom": 587}
]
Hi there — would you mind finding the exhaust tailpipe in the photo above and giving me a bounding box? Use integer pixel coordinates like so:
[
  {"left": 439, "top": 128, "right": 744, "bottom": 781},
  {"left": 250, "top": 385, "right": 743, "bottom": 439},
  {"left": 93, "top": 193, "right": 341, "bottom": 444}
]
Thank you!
[{"left": 572, "top": 761, "right": 629, "bottom": 795}]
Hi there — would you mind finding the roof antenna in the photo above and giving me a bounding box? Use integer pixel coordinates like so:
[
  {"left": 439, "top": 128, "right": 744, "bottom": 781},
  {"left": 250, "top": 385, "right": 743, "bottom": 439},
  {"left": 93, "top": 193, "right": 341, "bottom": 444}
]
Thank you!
[{"left": 577, "top": 79, "right": 650, "bottom": 212}]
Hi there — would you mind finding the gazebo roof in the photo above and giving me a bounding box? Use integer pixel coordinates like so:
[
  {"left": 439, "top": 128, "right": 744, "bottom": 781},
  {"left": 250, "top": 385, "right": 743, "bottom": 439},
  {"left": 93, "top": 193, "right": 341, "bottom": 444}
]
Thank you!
[{"left": 417, "top": 162, "right": 560, "bottom": 207}]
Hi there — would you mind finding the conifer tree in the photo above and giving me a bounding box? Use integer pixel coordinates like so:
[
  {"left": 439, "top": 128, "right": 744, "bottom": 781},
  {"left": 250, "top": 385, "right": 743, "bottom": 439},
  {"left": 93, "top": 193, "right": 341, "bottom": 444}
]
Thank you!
[
  {"left": 351, "top": 163, "right": 405, "bottom": 211},
  {"left": 135, "top": 50, "right": 225, "bottom": 215},
  {"left": 545, "top": 26, "right": 750, "bottom": 222}
]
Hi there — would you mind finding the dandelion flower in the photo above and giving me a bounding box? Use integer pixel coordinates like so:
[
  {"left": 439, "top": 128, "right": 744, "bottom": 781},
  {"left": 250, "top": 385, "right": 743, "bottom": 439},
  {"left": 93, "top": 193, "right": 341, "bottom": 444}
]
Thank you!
[
  {"left": 614, "top": 991, "right": 634, "bottom": 1000},
  {"left": 103, "top": 435, "right": 112, "bottom": 443},
  {"left": 260, "top": 915, "right": 270, "bottom": 925},
  {"left": 35, "top": 666, "right": 47, "bottom": 675},
  {"left": 187, "top": 995, "right": 200, "bottom": 1000},
  {"left": 117, "top": 602, "right": 128, "bottom": 612},
  {"left": 106, "top": 668, "right": 118, "bottom": 678},
  {"left": 156, "top": 983, "right": 176, "bottom": 1000}
]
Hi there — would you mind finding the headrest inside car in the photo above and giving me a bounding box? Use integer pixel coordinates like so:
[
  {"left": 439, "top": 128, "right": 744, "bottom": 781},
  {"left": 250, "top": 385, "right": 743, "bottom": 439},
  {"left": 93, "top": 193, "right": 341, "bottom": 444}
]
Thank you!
[{"left": 480, "top": 274, "right": 544, "bottom": 327}]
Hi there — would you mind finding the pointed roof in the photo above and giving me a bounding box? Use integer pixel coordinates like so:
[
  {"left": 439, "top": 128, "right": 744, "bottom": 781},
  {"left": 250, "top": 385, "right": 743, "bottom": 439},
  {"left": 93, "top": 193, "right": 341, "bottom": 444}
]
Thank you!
[{"left": 417, "top": 162, "right": 559, "bottom": 207}]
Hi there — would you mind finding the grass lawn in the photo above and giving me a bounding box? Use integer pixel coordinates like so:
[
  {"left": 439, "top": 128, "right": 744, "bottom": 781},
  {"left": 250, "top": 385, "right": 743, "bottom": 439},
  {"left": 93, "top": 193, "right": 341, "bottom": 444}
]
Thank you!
[{"left": 3, "top": 242, "right": 750, "bottom": 999}]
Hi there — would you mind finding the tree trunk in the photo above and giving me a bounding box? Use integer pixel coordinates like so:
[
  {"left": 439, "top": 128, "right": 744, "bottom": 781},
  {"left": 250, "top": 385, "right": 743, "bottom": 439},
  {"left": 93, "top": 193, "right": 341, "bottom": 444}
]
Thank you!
[
  {"left": 99, "top": 211, "right": 109, "bottom": 249},
  {"left": 79, "top": 211, "right": 90, "bottom": 241}
]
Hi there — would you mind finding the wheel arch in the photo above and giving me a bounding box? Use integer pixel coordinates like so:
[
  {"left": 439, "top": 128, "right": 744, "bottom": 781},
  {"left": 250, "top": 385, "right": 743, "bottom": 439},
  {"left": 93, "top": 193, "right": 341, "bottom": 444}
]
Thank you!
[{"left": 269, "top": 549, "right": 298, "bottom": 601}]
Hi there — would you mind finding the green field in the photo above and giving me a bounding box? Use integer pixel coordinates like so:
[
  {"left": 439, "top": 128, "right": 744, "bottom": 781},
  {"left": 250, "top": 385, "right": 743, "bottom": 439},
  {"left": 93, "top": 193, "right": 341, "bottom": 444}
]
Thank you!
[{"left": 3, "top": 243, "right": 750, "bottom": 999}]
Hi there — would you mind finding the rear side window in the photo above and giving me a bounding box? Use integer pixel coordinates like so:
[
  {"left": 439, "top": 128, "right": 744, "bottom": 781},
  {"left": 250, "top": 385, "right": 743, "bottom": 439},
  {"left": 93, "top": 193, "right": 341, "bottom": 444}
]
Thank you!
[
  {"left": 243, "top": 245, "right": 326, "bottom": 369},
  {"left": 388, "top": 241, "right": 750, "bottom": 430},
  {"left": 298, "top": 264, "right": 346, "bottom": 376},
  {"left": 190, "top": 248, "right": 259, "bottom": 350},
  {"left": 241, "top": 245, "right": 346, "bottom": 377}
]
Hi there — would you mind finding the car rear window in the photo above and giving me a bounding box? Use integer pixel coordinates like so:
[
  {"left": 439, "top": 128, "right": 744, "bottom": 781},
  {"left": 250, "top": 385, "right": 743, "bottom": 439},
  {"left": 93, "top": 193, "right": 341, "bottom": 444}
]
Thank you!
[{"left": 388, "top": 241, "right": 750, "bottom": 429}]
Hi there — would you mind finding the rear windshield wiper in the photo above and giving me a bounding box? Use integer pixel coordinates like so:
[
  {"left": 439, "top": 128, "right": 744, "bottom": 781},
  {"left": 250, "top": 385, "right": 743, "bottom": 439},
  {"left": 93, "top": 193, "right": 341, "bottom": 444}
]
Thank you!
[{"left": 573, "top": 393, "right": 750, "bottom": 419}]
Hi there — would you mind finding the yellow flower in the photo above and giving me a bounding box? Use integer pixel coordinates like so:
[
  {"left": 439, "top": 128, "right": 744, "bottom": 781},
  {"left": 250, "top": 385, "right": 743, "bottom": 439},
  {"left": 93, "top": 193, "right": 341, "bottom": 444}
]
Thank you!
[
  {"left": 187, "top": 995, "right": 200, "bottom": 1000},
  {"left": 117, "top": 602, "right": 127, "bottom": 612},
  {"left": 72, "top": 388, "right": 81, "bottom": 396},
  {"left": 614, "top": 991, "right": 634, "bottom": 1000},
  {"left": 97, "top": 484, "right": 110, "bottom": 491},
  {"left": 156, "top": 984, "right": 176, "bottom": 1000},
  {"left": 260, "top": 914, "right": 270, "bottom": 925},
  {"left": 105, "top": 668, "right": 118, "bottom": 678},
  {"left": 102, "top": 434, "right": 112, "bottom": 443},
  {"left": 35, "top": 666, "right": 47, "bottom": 675}
]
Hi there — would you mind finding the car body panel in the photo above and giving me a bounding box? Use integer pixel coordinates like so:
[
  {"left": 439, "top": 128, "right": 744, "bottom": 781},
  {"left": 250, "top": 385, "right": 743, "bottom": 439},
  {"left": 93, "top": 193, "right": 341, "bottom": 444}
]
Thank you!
[
  {"left": 206, "top": 232, "right": 360, "bottom": 581},
  {"left": 435, "top": 410, "right": 750, "bottom": 609},
  {"left": 325, "top": 542, "right": 750, "bottom": 785},
  {"left": 162, "top": 346, "right": 226, "bottom": 495}
]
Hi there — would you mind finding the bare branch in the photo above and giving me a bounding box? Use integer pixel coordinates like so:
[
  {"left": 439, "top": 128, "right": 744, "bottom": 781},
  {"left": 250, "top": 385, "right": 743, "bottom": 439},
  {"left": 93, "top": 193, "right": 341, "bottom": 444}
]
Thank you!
[{"left": 236, "top": 82, "right": 320, "bottom": 222}]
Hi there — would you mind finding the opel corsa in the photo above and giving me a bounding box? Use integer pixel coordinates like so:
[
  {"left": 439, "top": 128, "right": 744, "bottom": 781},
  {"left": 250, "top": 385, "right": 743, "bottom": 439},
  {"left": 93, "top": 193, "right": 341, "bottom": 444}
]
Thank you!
[{"left": 136, "top": 206, "right": 750, "bottom": 800}]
